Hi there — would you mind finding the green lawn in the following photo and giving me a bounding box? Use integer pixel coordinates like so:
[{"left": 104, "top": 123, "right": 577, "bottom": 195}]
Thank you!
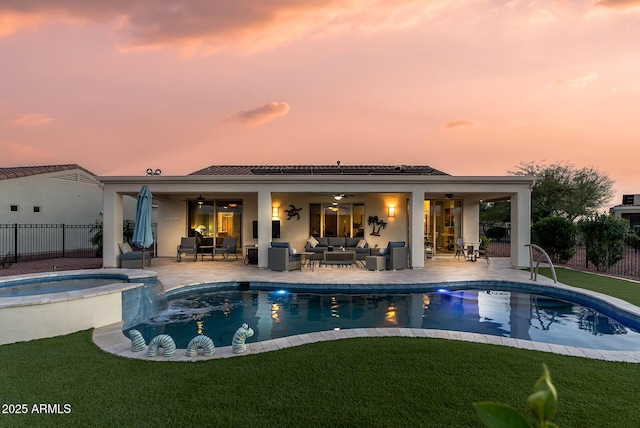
[
  {"left": 538, "top": 266, "right": 640, "bottom": 307},
  {"left": 2, "top": 268, "right": 640, "bottom": 427}
]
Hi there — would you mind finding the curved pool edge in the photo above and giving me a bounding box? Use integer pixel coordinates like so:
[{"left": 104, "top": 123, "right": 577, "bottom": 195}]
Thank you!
[
  {"left": 93, "top": 321, "right": 640, "bottom": 363},
  {"left": 93, "top": 278, "right": 640, "bottom": 363},
  {"left": 0, "top": 268, "right": 157, "bottom": 309},
  {"left": 0, "top": 268, "right": 158, "bottom": 345}
]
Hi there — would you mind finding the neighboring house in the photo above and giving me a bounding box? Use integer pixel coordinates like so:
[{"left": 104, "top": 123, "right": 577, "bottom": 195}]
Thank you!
[
  {"left": 610, "top": 194, "right": 640, "bottom": 229},
  {"left": 0, "top": 165, "right": 104, "bottom": 225},
  {"left": 0, "top": 164, "right": 142, "bottom": 225},
  {"left": 0, "top": 164, "right": 143, "bottom": 260},
  {"left": 99, "top": 164, "right": 535, "bottom": 269}
]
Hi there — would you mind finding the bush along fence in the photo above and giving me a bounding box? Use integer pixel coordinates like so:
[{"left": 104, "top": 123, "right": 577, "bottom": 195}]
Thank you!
[
  {"left": 489, "top": 241, "right": 640, "bottom": 280},
  {"left": 0, "top": 222, "right": 157, "bottom": 266}
]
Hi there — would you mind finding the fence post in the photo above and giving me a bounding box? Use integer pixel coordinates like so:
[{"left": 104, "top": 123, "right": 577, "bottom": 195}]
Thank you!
[
  {"left": 62, "top": 224, "right": 66, "bottom": 258},
  {"left": 13, "top": 223, "right": 18, "bottom": 263}
]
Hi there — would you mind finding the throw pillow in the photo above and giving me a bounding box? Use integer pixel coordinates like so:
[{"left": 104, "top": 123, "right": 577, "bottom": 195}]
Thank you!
[
  {"left": 119, "top": 242, "right": 133, "bottom": 254},
  {"left": 356, "top": 239, "right": 367, "bottom": 248},
  {"left": 291, "top": 248, "right": 297, "bottom": 254},
  {"left": 307, "top": 236, "right": 319, "bottom": 248}
]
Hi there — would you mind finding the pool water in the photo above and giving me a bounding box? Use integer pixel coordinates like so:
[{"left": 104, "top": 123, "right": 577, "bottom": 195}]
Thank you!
[
  {"left": 0, "top": 277, "right": 128, "bottom": 297},
  {"left": 129, "top": 288, "right": 640, "bottom": 351}
]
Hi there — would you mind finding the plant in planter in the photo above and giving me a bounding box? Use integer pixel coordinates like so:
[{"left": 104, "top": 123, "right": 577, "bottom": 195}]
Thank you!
[{"left": 368, "top": 215, "right": 388, "bottom": 236}]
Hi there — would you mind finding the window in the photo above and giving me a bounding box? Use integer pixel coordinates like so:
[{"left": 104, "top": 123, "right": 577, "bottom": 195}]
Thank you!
[
  {"left": 33, "top": 206, "right": 41, "bottom": 213},
  {"left": 309, "top": 203, "right": 364, "bottom": 238},
  {"left": 10, "top": 205, "right": 18, "bottom": 212},
  {"left": 187, "top": 199, "right": 243, "bottom": 246}
]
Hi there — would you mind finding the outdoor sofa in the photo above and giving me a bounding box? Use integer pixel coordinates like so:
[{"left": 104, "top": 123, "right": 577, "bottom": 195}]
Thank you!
[{"left": 305, "top": 236, "right": 370, "bottom": 261}]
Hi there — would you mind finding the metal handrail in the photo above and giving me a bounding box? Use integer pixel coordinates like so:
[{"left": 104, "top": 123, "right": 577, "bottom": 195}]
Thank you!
[{"left": 525, "top": 244, "right": 557, "bottom": 283}]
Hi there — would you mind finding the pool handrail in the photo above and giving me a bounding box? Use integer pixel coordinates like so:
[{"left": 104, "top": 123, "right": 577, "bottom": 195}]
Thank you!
[{"left": 525, "top": 244, "right": 557, "bottom": 283}]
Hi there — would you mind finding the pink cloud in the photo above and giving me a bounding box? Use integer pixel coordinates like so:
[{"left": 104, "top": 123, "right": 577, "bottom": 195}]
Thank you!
[
  {"left": 10, "top": 113, "right": 53, "bottom": 127},
  {"left": 596, "top": 0, "right": 640, "bottom": 9},
  {"left": 551, "top": 71, "right": 599, "bottom": 89},
  {"left": 224, "top": 102, "right": 290, "bottom": 126},
  {"left": 444, "top": 120, "right": 474, "bottom": 130},
  {"left": 0, "top": 141, "right": 56, "bottom": 164},
  {"left": 0, "top": 1, "right": 449, "bottom": 54}
]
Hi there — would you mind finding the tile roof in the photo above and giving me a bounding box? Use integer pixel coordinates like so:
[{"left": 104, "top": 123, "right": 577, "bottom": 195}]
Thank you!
[
  {"left": 0, "top": 164, "right": 96, "bottom": 180},
  {"left": 189, "top": 165, "right": 449, "bottom": 176}
]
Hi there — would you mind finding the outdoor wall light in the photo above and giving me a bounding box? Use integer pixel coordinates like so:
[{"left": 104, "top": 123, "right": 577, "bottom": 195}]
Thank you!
[
  {"left": 388, "top": 206, "right": 396, "bottom": 217},
  {"left": 272, "top": 206, "right": 279, "bottom": 219}
]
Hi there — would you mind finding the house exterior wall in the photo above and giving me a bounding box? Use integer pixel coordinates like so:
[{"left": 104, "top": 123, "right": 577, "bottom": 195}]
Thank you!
[
  {"left": 610, "top": 194, "right": 640, "bottom": 229},
  {"left": 0, "top": 169, "right": 103, "bottom": 225},
  {"left": 100, "top": 173, "right": 535, "bottom": 269}
]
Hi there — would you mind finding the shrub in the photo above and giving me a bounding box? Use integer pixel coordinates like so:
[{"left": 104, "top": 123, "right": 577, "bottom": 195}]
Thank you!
[
  {"left": 486, "top": 227, "right": 507, "bottom": 242},
  {"left": 578, "top": 214, "right": 629, "bottom": 272},
  {"left": 531, "top": 217, "right": 576, "bottom": 263}
]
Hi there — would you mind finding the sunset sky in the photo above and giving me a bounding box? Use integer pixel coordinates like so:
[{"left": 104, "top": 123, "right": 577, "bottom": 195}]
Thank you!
[{"left": 1, "top": 1, "right": 638, "bottom": 206}]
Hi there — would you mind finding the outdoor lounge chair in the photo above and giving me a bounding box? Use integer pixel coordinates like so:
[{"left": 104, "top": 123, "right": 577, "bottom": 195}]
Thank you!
[
  {"left": 214, "top": 237, "right": 238, "bottom": 260},
  {"left": 177, "top": 237, "right": 198, "bottom": 262}
]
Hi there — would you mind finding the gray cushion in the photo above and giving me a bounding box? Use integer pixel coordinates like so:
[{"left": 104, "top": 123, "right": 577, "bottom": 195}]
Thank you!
[
  {"left": 271, "top": 241, "right": 294, "bottom": 256},
  {"left": 328, "top": 237, "right": 345, "bottom": 247},
  {"left": 385, "top": 241, "right": 406, "bottom": 260},
  {"left": 316, "top": 237, "right": 329, "bottom": 247},
  {"left": 120, "top": 251, "right": 143, "bottom": 260},
  {"left": 345, "top": 237, "right": 360, "bottom": 247}
]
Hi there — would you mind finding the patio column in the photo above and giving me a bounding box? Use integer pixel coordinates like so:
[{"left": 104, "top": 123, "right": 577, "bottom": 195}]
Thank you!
[
  {"left": 257, "top": 189, "right": 272, "bottom": 269},
  {"left": 102, "top": 187, "right": 124, "bottom": 268},
  {"left": 510, "top": 188, "right": 531, "bottom": 269},
  {"left": 409, "top": 188, "right": 425, "bottom": 268}
]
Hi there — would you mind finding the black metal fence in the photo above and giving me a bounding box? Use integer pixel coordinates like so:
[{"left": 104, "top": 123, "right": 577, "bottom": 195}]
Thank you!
[
  {"left": 489, "top": 241, "right": 640, "bottom": 280},
  {"left": 0, "top": 224, "right": 98, "bottom": 263},
  {"left": 0, "top": 223, "right": 158, "bottom": 265}
]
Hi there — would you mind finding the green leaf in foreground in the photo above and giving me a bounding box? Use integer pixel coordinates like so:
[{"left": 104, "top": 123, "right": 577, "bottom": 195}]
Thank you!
[{"left": 473, "top": 402, "right": 531, "bottom": 428}]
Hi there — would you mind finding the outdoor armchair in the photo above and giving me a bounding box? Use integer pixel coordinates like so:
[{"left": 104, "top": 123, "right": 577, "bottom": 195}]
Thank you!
[
  {"left": 268, "top": 242, "right": 299, "bottom": 271},
  {"left": 384, "top": 241, "right": 407, "bottom": 270},
  {"left": 177, "top": 237, "right": 198, "bottom": 262},
  {"left": 214, "top": 237, "right": 238, "bottom": 260}
]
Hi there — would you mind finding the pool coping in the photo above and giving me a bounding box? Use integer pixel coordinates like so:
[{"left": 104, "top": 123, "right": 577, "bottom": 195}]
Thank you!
[
  {"left": 92, "top": 279, "right": 640, "bottom": 363},
  {"left": 0, "top": 268, "right": 156, "bottom": 308}
]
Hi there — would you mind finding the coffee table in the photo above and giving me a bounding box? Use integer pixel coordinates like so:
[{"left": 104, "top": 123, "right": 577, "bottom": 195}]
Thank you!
[{"left": 323, "top": 250, "right": 356, "bottom": 266}]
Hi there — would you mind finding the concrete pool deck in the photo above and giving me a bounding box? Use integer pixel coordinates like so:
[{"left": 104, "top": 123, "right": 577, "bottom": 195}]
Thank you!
[{"left": 92, "top": 256, "right": 640, "bottom": 363}]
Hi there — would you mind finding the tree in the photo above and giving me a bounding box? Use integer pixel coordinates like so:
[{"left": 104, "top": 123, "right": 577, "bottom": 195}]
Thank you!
[
  {"left": 532, "top": 216, "right": 576, "bottom": 263},
  {"left": 480, "top": 201, "right": 510, "bottom": 224},
  {"left": 578, "top": 214, "right": 629, "bottom": 272},
  {"left": 510, "top": 161, "right": 614, "bottom": 223}
]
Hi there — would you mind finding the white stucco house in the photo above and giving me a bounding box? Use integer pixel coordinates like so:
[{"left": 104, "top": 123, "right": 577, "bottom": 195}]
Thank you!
[
  {"left": 0, "top": 164, "right": 105, "bottom": 225},
  {"left": 99, "top": 164, "right": 535, "bottom": 269},
  {"left": 610, "top": 194, "right": 640, "bottom": 229}
]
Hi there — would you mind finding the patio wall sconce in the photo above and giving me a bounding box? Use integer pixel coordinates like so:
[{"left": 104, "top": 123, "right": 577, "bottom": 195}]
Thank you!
[
  {"left": 388, "top": 206, "right": 396, "bottom": 217},
  {"left": 272, "top": 206, "right": 279, "bottom": 219}
]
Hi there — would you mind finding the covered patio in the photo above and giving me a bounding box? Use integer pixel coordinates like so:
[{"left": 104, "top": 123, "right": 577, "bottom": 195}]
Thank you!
[{"left": 99, "top": 164, "right": 535, "bottom": 271}]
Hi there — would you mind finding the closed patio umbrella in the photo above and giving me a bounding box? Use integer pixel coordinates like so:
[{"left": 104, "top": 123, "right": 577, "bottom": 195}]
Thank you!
[{"left": 132, "top": 185, "right": 154, "bottom": 269}]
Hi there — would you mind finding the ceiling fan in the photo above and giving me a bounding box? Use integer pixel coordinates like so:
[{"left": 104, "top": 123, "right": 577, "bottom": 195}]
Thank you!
[{"left": 326, "top": 193, "right": 355, "bottom": 201}]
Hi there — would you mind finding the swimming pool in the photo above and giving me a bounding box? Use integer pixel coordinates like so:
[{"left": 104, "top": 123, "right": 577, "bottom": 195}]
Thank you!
[
  {"left": 128, "top": 285, "right": 640, "bottom": 351},
  {"left": 0, "top": 276, "right": 130, "bottom": 297}
]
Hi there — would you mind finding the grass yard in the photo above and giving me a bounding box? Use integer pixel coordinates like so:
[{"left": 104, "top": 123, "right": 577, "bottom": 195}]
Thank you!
[
  {"left": 538, "top": 266, "right": 640, "bottom": 307},
  {"left": 1, "top": 268, "right": 640, "bottom": 427}
]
